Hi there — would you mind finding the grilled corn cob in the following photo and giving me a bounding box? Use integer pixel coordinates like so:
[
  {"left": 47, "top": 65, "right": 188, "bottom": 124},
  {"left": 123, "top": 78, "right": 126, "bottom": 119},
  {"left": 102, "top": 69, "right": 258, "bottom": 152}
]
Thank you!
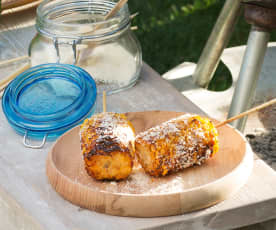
[
  {"left": 135, "top": 114, "right": 219, "bottom": 177},
  {"left": 80, "top": 112, "right": 135, "bottom": 181}
]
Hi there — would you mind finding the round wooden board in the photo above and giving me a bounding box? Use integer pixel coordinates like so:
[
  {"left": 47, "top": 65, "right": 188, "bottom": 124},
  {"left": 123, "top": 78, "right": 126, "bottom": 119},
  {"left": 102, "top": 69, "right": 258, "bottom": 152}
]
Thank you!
[{"left": 46, "top": 111, "right": 253, "bottom": 217}]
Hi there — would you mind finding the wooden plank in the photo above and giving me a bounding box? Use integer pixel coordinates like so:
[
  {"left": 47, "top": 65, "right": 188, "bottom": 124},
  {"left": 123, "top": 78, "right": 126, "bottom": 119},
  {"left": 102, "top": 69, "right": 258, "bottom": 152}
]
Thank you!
[
  {"left": 1, "top": 0, "right": 38, "bottom": 10},
  {"left": 0, "top": 7, "right": 36, "bottom": 32},
  {"left": 0, "top": 186, "right": 44, "bottom": 230},
  {"left": 1, "top": 0, "right": 41, "bottom": 16}
]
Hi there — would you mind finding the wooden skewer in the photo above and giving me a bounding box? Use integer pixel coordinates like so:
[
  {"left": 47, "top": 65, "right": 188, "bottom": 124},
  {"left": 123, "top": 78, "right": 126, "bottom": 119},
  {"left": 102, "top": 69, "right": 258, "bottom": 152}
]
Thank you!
[
  {"left": 130, "top": 13, "right": 139, "bottom": 31},
  {"left": 1, "top": 0, "right": 37, "bottom": 10},
  {"left": 0, "top": 80, "right": 11, "bottom": 92},
  {"left": 216, "top": 98, "right": 276, "bottom": 128},
  {"left": 103, "top": 91, "right": 107, "bottom": 113},
  {"left": 0, "top": 62, "right": 31, "bottom": 88},
  {"left": 0, "top": 90, "right": 3, "bottom": 98},
  {"left": 104, "top": 0, "right": 128, "bottom": 20},
  {"left": 85, "top": 0, "right": 129, "bottom": 32},
  {"left": 131, "top": 26, "right": 138, "bottom": 31},
  {"left": 0, "top": 55, "right": 29, "bottom": 67},
  {"left": 0, "top": 63, "right": 31, "bottom": 99},
  {"left": 130, "top": 12, "right": 139, "bottom": 20},
  {"left": 93, "top": 0, "right": 128, "bottom": 31},
  {"left": 1, "top": 0, "right": 42, "bottom": 15},
  {"left": 92, "top": 0, "right": 128, "bottom": 32}
]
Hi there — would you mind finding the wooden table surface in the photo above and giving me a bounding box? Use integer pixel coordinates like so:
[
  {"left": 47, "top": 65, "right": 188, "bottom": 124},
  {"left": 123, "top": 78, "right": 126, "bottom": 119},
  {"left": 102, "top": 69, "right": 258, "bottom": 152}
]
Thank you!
[{"left": 1, "top": 8, "right": 276, "bottom": 230}]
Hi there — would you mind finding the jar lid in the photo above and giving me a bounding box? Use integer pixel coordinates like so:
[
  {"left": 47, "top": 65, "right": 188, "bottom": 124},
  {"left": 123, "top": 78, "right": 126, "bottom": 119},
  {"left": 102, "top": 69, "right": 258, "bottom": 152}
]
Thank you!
[{"left": 2, "top": 63, "right": 97, "bottom": 147}]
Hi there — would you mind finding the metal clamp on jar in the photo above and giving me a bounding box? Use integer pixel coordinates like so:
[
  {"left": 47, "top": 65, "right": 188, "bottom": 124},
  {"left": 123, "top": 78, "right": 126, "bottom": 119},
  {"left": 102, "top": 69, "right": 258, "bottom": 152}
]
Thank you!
[{"left": 29, "top": 0, "right": 142, "bottom": 94}]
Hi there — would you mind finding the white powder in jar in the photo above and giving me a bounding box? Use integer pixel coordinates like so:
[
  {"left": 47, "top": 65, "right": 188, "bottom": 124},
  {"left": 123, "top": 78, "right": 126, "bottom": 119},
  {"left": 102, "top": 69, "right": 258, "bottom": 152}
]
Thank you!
[
  {"left": 31, "top": 42, "right": 138, "bottom": 86},
  {"left": 78, "top": 43, "right": 137, "bottom": 85}
]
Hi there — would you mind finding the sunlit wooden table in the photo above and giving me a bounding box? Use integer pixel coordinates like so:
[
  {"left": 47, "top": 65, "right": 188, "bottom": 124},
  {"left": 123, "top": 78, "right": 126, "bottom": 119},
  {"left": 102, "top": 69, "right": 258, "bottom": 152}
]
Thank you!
[{"left": 1, "top": 7, "right": 276, "bottom": 230}]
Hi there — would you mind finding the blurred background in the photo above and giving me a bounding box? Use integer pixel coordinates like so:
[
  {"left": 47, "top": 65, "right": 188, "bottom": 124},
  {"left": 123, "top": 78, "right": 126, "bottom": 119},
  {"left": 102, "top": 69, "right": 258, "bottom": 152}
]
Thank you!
[{"left": 129, "top": 0, "right": 276, "bottom": 91}]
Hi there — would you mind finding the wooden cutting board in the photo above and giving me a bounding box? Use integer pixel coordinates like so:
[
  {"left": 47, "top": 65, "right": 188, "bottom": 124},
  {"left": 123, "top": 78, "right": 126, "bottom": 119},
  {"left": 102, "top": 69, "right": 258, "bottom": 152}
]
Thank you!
[{"left": 46, "top": 111, "right": 253, "bottom": 217}]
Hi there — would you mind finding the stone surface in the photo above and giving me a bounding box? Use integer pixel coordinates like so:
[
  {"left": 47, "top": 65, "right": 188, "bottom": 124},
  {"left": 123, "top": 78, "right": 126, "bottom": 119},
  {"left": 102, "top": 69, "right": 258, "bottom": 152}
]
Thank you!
[{"left": 246, "top": 128, "right": 276, "bottom": 169}]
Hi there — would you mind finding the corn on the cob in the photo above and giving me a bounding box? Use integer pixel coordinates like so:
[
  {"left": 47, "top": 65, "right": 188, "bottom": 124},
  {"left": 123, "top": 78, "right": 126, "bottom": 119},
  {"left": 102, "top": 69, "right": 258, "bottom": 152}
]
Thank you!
[
  {"left": 80, "top": 112, "right": 135, "bottom": 181},
  {"left": 135, "top": 114, "right": 219, "bottom": 177}
]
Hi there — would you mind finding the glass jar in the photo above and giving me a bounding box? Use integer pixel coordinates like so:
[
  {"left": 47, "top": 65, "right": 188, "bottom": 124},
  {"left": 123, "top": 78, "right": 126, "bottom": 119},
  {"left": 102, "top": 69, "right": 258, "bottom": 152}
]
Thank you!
[{"left": 29, "top": 0, "right": 142, "bottom": 94}]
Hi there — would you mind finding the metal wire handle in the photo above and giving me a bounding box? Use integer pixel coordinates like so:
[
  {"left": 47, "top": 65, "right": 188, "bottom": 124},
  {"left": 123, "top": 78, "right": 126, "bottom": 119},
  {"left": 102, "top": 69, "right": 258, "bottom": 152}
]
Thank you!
[
  {"left": 23, "top": 132, "right": 47, "bottom": 149},
  {"left": 53, "top": 38, "right": 81, "bottom": 65}
]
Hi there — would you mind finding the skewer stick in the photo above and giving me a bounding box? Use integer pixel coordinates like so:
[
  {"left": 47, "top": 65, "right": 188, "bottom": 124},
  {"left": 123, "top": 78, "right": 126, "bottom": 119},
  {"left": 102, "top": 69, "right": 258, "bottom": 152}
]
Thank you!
[
  {"left": 0, "top": 63, "right": 30, "bottom": 88},
  {"left": 130, "top": 12, "right": 139, "bottom": 20},
  {"left": 0, "top": 80, "right": 11, "bottom": 92},
  {"left": 0, "top": 91, "right": 4, "bottom": 99},
  {"left": 0, "top": 55, "right": 29, "bottom": 66},
  {"left": 1, "top": 0, "right": 42, "bottom": 15},
  {"left": 1, "top": 0, "right": 37, "bottom": 10},
  {"left": 131, "top": 26, "right": 138, "bottom": 31},
  {"left": 93, "top": 0, "right": 128, "bottom": 31},
  {"left": 216, "top": 98, "right": 276, "bottom": 128},
  {"left": 104, "top": 0, "right": 128, "bottom": 20},
  {"left": 103, "top": 91, "right": 107, "bottom": 113}
]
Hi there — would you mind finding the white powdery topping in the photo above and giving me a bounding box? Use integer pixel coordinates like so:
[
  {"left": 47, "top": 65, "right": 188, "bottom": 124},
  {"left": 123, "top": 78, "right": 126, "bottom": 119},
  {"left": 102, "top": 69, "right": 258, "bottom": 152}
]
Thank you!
[
  {"left": 169, "top": 114, "right": 194, "bottom": 123},
  {"left": 137, "top": 113, "right": 212, "bottom": 172},
  {"left": 196, "top": 129, "right": 206, "bottom": 138},
  {"left": 80, "top": 112, "right": 133, "bottom": 147},
  {"left": 137, "top": 120, "right": 179, "bottom": 142},
  {"left": 122, "top": 171, "right": 152, "bottom": 193},
  {"left": 148, "top": 176, "right": 184, "bottom": 194},
  {"left": 85, "top": 113, "right": 133, "bottom": 149},
  {"left": 96, "top": 113, "right": 121, "bottom": 137},
  {"left": 76, "top": 163, "right": 186, "bottom": 195},
  {"left": 113, "top": 126, "right": 135, "bottom": 145},
  {"left": 137, "top": 114, "right": 194, "bottom": 142},
  {"left": 129, "top": 173, "right": 185, "bottom": 194},
  {"left": 101, "top": 171, "right": 185, "bottom": 194},
  {"left": 98, "top": 113, "right": 117, "bottom": 128}
]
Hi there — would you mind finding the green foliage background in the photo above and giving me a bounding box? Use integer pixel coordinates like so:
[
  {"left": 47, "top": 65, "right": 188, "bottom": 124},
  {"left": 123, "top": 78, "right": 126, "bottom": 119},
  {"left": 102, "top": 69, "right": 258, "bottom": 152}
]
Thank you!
[{"left": 128, "top": 0, "right": 276, "bottom": 90}]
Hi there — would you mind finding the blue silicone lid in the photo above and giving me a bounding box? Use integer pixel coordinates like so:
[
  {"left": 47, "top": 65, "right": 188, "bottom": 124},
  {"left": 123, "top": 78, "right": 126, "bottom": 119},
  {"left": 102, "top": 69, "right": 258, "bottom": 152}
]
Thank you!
[{"left": 2, "top": 63, "right": 97, "bottom": 141}]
